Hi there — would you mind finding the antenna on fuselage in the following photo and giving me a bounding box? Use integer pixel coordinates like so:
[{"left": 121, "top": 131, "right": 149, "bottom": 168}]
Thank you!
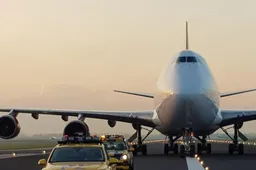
[{"left": 186, "top": 21, "right": 189, "bottom": 50}]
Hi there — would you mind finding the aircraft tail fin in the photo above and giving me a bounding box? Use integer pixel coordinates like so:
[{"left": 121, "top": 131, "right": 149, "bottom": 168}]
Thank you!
[{"left": 186, "top": 21, "right": 189, "bottom": 50}]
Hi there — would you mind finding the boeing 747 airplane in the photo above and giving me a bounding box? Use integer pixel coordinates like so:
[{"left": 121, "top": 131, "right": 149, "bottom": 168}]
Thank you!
[{"left": 0, "top": 22, "right": 256, "bottom": 157}]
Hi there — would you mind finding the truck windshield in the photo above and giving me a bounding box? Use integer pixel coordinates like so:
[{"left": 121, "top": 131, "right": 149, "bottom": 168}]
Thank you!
[
  {"left": 104, "top": 140, "right": 127, "bottom": 151},
  {"left": 49, "top": 147, "right": 105, "bottom": 163}
]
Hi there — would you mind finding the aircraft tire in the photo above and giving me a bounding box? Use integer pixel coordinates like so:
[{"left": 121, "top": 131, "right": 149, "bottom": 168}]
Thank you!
[
  {"left": 197, "top": 143, "right": 202, "bottom": 154},
  {"left": 228, "top": 144, "right": 234, "bottom": 155},
  {"left": 190, "top": 144, "right": 195, "bottom": 157},
  {"left": 164, "top": 144, "right": 169, "bottom": 155},
  {"left": 142, "top": 144, "right": 147, "bottom": 156},
  {"left": 129, "top": 164, "right": 134, "bottom": 170},
  {"left": 174, "top": 143, "right": 179, "bottom": 154},
  {"left": 238, "top": 144, "right": 244, "bottom": 155},
  {"left": 206, "top": 143, "right": 211, "bottom": 154},
  {"left": 180, "top": 145, "right": 185, "bottom": 158}
]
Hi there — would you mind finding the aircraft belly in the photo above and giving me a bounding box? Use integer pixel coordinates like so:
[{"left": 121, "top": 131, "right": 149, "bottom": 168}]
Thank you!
[{"left": 156, "top": 94, "right": 218, "bottom": 136}]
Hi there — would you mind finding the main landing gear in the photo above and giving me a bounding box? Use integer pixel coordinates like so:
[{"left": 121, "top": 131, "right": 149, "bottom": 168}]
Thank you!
[
  {"left": 221, "top": 124, "right": 246, "bottom": 155},
  {"left": 179, "top": 128, "right": 195, "bottom": 158},
  {"left": 164, "top": 136, "right": 180, "bottom": 155},
  {"left": 228, "top": 124, "right": 244, "bottom": 155},
  {"left": 195, "top": 136, "right": 211, "bottom": 154},
  {"left": 132, "top": 124, "right": 154, "bottom": 156}
]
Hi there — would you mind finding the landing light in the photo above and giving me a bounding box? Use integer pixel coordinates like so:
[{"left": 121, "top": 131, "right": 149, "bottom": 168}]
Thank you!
[
  {"left": 42, "top": 151, "right": 46, "bottom": 154},
  {"left": 194, "top": 154, "right": 198, "bottom": 158},
  {"left": 197, "top": 157, "right": 200, "bottom": 161},
  {"left": 205, "top": 167, "right": 209, "bottom": 170},
  {"left": 200, "top": 161, "right": 203, "bottom": 165},
  {"left": 12, "top": 153, "right": 16, "bottom": 157},
  {"left": 122, "top": 155, "right": 128, "bottom": 160}
]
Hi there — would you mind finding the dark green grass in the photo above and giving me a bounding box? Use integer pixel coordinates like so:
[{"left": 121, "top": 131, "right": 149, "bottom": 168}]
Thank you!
[{"left": 0, "top": 139, "right": 56, "bottom": 150}]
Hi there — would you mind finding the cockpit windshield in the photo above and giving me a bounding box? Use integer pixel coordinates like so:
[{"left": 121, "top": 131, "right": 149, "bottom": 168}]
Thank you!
[
  {"left": 177, "top": 57, "right": 186, "bottom": 63},
  {"left": 176, "top": 56, "right": 197, "bottom": 63},
  {"left": 187, "top": 56, "right": 197, "bottom": 62}
]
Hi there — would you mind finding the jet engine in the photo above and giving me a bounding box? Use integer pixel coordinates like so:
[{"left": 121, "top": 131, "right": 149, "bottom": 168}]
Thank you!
[
  {"left": 0, "top": 115, "right": 21, "bottom": 139},
  {"left": 63, "top": 120, "right": 90, "bottom": 137},
  {"left": 107, "top": 120, "right": 116, "bottom": 128}
]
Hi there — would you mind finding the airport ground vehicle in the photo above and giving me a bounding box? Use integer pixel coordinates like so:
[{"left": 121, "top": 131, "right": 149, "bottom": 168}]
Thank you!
[
  {"left": 38, "top": 135, "right": 119, "bottom": 170},
  {"left": 101, "top": 135, "right": 134, "bottom": 170}
]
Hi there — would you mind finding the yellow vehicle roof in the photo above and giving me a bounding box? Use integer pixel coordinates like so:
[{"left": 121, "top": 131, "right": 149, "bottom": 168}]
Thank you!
[{"left": 55, "top": 143, "right": 103, "bottom": 148}]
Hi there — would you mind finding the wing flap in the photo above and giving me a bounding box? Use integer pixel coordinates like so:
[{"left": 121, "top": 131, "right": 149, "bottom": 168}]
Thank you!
[{"left": 0, "top": 108, "right": 155, "bottom": 127}]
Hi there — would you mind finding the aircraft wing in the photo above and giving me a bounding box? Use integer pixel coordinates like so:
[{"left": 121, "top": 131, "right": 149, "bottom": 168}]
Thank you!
[
  {"left": 220, "top": 88, "right": 256, "bottom": 98},
  {"left": 0, "top": 108, "right": 155, "bottom": 127},
  {"left": 114, "top": 90, "right": 154, "bottom": 98},
  {"left": 220, "top": 109, "right": 256, "bottom": 127}
]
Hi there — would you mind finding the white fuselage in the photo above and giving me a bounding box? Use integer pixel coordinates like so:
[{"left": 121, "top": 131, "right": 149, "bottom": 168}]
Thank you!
[{"left": 152, "top": 50, "right": 222, "bottom": 136}]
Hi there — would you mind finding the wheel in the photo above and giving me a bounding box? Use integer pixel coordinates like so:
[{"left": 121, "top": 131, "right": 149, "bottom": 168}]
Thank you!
[
  {"left": 164, "top": 144, "right": 169, "bottom": 155},
  {"left": 180, "top": 145, "right": 185, "bottom": 158},
  {"left": 206, "top": 143, "right": 211, "bottom": 154},
  {"left": 131, "top": 155, "right": 135, "bottom": 170},
  {"left": 238, "top": 144, "right": 244, "bottom": 155},
  {"left": 228, "top": 144, "right": 234, "bottom": 155},
  {"left": 142, "top": 144, "right": 147, "bottom": 156},
  {"left": 133, "top": 144, "right": 137, "bottom": 156},
  {"left": 197, "top": 143, "right": 202, "bottom": 155},
  {"left": 174, "top": 143, "right": 179, "bottom": 154},
  {"left": 190, "top": 144, "right": 195, "bottom": 157}
]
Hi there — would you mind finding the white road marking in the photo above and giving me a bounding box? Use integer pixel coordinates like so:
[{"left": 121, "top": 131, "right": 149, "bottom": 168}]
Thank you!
[{"left": 186, "top": 157, "right": 205, "bottom": 170}]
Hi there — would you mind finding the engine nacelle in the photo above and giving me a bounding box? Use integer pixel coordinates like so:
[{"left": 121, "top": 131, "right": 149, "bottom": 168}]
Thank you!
[
  {"left": 63, "top": 120, "right": 90, "bottom": 137},
  {"left": 107, "top": 120, "right": 116, "bottom": 128},
  {"left": 0, "top": 115, "right": 21, "bottom": 139}
]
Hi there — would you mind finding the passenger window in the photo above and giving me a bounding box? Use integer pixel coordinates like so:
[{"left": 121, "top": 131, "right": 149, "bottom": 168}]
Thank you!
[
  {"left": 176, "top": 57, "right": 186, "bottom": 63},
  {"left": 187, "top": 56, "right": 197, "bottom": 62}
]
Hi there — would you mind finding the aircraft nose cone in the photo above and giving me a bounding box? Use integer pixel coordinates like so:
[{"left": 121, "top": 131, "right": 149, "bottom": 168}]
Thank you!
[
  {"left": 172, "top": 63, "right": 204, "bottom": 95},
  {"left": 173, "top": 87, "right": 204, "bottom": 96}
]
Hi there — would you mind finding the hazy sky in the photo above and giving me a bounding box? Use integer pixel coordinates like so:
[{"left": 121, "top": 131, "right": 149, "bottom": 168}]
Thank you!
[{"left": 1, "top": 0, "right": 256, "bottom": 135}]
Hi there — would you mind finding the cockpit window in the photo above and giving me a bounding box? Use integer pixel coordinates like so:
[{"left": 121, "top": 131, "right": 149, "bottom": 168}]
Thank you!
[
  {"left": 187, "top": 56, "right": 197, "bottom": 62},
  {"left": 176, "top": 57, "right": 186, "bottom": 63},
  {"left": 176, "top": 56, "right": 197, "bottom": 63}
]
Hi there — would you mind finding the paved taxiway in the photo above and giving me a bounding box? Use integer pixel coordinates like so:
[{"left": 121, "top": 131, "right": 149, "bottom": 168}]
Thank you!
[{"left": 1, "top": 142, "right": 256, "bottom": 170}]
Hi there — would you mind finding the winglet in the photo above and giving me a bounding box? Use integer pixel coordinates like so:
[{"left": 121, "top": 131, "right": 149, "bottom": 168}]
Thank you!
[{"left": 186, "top": 21, "right": 189, "bottom": 50}]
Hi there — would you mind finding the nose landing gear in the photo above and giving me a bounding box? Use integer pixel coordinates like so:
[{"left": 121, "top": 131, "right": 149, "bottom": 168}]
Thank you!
[{"left": 180, "top": 128, "right": 195, "bottom": 158}]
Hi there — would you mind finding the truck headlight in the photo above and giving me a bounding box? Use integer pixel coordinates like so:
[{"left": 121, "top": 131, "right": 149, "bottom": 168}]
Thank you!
[{"left": 122, "top": 154, "right": 128, "bottom": 160}]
